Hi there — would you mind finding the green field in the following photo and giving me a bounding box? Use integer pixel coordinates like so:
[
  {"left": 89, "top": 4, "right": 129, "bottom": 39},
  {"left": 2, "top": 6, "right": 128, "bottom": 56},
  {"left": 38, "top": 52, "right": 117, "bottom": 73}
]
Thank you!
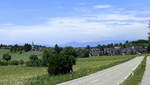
[
  {"left": 0, "top": 66, "right": 47, "bottom": 85},
  {"left": 0, "top": 49, "right": 42, "bottom": 61},
  {"left": 0, "top": 49, "right": 138, "bottom": 85}
]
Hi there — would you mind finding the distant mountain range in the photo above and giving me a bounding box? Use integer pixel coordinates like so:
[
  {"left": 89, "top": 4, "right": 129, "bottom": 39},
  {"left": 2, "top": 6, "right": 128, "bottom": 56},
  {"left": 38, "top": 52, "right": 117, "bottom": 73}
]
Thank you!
[{"left": 60, "top": 40, "right": 127, "bottom": 47}]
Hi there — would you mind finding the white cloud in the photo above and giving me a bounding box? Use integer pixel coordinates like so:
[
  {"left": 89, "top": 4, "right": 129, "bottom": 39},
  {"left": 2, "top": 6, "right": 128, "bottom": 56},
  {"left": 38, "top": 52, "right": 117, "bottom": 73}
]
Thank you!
[
  {"left": 0, "top": 8, "right": 149, "bottom": 45},
  {"left": 0, "top": 14, "right": 148, "bottom": 45},
  {"left": 93, "top": 5, "right": 112, "bottom": 9}
]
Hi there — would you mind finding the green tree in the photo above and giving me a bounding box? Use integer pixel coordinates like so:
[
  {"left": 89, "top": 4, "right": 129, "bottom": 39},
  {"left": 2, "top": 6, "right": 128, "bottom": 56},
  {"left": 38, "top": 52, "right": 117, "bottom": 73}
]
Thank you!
[
  {"left": 48, "top": 55, "right": 76, "bottom": 75},
  {"left": 24, "top": 43, "right": 32, "bottom": 52},
  {"left": 54, "top": 44, "right": 62, "bottom": 54},
  {"left": 29, "top": 54, "right": 38, "bottom": 61},
  {"left": 42, "top": 48, "right": 54, "bottom": 66},
  {"left": 26, "top": 54, "right": 42, "bottom": 67},
  {"left": 61, "top": 46, "right": 77, "bottom": 57},
  {"left": 10, "top": 44, "right": 23, "bottom": 53},
  {"left": 76, "top": 48, "right": 90, "bottom": 58},
  {"left": 2, "top": 53, "right": 11, "bottom": 61}
]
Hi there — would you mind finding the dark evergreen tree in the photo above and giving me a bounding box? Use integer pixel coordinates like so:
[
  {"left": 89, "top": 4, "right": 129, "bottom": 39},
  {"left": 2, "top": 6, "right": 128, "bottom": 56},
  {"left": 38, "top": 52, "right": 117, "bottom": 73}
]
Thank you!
[
  {"left": 54, "top": 44, "right": 62, "bottom": 54},
  {"left": 24, "top": 43, "right": 32, "bottom": 52}
]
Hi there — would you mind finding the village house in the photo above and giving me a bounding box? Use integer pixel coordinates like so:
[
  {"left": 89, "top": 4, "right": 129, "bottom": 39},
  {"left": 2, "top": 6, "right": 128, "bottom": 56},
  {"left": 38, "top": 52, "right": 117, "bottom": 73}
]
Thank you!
[{"left": 90, "top": 46, "right": 147, "bottom": 56}]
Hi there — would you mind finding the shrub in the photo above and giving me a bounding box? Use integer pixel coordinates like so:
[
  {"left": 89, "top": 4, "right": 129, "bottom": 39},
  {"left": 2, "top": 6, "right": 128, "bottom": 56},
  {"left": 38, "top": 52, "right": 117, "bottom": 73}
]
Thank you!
[
  {"left": 61, "top": 46, "right": 77, "bottom": 57},
  {"left": 2, "top": 53, "right": 11, "bottom": 61},
  {"left": 29, "top": 54, "right": 38, "bottom": 61},
  {"left": 26, "top": 54, "right": 42, "bottom": 67},
  {"left": 10, "top": 60, "right": 19, "bottom": 65},
  {"left": 19, "top": 59, "right": 24, "bottom": 65},
  {"left": 26, "top": 59, "right": 42, "bottom": 67},
  {"left": 48, "top": 55, "right": 76, "bottom": 75},
  {"left": 77, "top": 49, "right": 90, "bottom": 58},
  {"left": 42, "top": 48, "right": 54, "bottom": 66},
  {"left": 0, "top": 60, "right": 8, "bottom": 66}
]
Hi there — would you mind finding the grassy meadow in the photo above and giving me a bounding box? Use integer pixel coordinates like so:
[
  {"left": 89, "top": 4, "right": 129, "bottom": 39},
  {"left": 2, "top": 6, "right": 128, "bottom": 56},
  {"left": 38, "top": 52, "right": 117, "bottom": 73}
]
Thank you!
[
  {"left": 0, "top": 49, "right": 138, "bottom": 85},
  {"left": 0, "top": 66, "right": 47, "bottom": 85},
  {"left": 0, "top": 49, "right": 42, "bottom": 61}
]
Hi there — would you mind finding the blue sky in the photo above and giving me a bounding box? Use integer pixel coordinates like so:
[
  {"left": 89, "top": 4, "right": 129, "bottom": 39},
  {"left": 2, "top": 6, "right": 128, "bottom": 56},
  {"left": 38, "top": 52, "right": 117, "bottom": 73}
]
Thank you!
[{"left": 0, "top": 0, "right": 150, "bottom": 45}]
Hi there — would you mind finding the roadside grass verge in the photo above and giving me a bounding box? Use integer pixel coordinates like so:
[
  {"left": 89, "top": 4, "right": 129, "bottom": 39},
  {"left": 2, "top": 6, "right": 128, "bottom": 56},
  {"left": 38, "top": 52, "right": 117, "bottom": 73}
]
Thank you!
[
  {"left": 25, "top": 55, "right": 136, "bottom": 85},
  {"left": 120, "top": 56, "right": 147, "bottom": 85}
]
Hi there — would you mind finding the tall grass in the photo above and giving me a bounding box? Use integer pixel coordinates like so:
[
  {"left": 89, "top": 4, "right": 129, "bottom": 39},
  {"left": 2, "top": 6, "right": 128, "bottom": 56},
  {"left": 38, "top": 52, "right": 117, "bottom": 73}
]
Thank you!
[{"left": 0, "top": 66, "right": 47, "bottom": 85}]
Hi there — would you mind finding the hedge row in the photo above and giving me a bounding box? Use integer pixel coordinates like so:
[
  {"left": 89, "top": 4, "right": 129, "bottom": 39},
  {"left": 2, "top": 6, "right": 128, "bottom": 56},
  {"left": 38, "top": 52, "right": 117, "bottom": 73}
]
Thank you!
[{"left": 0, "top": 59, "right": 24, "bottom": 66}]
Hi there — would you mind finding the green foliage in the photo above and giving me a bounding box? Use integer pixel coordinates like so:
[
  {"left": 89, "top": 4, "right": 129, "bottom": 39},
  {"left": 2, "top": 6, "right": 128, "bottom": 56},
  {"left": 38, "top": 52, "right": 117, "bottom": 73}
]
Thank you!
[
  {"left": 26, "top": 59, "right": 42, "bottom": 67},
  {"left": 61, "top": 46, "right": 77, "bottom": 57},
  {"left": 10, "top": 44, "right": 23, "bottom": 53},
  {"left": 48, "top": 55, "right": 76, "bottom": 75},
  {"left": 26, "top": 54, "right": 42, "bottom": 67},
  {"left": 19, "top": 59, "right": 24, "bottom": 65},
  {"left": 29, "top": 54, "right": 38, "bottom": 61},
  {"left": 0, "top": 60, "right": 8, "bottom": 66},
  {"left": 77, "top": 49, "right": 90, "bottom": 58},
  {"left": 147, "top": 43, "right": 150, "bottom": 52},
  {"left": 0, "top": 59, "right": 24, "bottom": 66},
  {"left": 54, "top": 44, "right": 62, "bottom": 54},
  {"left": 2, "top": 53, "right": 11, "bottom": 61},
  {"left": 9, "top": 60, "right": 20, "bottom": 65},
  {"left": 24, "top": 43, "right": 32, "bottom": 52},
  {"left": 42, "top": 48, "right": 54, "bottom": 66}
]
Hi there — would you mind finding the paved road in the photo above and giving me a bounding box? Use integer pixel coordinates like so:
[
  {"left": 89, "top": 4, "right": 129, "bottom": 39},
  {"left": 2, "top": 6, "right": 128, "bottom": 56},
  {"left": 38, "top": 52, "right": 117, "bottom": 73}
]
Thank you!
[
  {"left": 58, "top": 56, "right": 144, "bottom": 85},
  {"left": 141, "top": 56, "right": 150, "bottom": 85}
]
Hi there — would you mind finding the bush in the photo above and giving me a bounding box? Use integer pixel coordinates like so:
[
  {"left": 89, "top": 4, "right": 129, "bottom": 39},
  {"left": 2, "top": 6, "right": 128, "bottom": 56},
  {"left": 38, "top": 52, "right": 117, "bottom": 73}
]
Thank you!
[
  {"left": 42, "top": 48, "right": 54, "bottom": 66},
  {"left": 61, "top": 47, "right": 77, "bottom": 57},
  {"left": 48, "top": 55, "right": 76, "bottom": 75},
  {"left": 2, "top": 53, "right": 11, "bottom": 61},
  {"left": 10, "top": 60, "right": 19, "bottom": 65},
  {"left": 26, "top": 54, "right": 42, "bottom": 67},
  {"left": 26, "top": 59, "right": 42, "bottom": 67},
  {"left": 77, "top": 49, "right": 90, "bottom": 58},
  {"left": 29, "top": 54, "right": 38, "bottom": 61},
  {"left": 19, "top": 59, "right": 24, "bottom": 65},
  {"left": 0, "top": 60, "right": 8, "bottom": 66}
]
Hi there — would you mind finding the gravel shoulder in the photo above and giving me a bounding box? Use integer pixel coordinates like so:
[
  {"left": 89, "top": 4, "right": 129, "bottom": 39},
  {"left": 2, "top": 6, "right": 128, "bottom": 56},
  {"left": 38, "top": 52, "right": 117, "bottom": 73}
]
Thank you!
[
  {"left": 58, "top": 56, "right": 144, "bottom": 85},
  {"left": 141, "top": 56, "right": 150, "bottom": 85}
]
